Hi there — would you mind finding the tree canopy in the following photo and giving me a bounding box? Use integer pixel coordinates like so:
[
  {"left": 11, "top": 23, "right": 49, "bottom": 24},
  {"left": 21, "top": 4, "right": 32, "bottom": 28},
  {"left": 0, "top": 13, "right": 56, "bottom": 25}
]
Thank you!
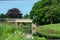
[
  {"left": 23, "top": 14, "right": 30, "bottom": 19},
  {"left": 6, "top": 8, "right": 22, "bottom": 18},
  {"left": 0, "top": 14, "right": 7, "bottom": 18},
  {"left": 30, "top": 0, "right": 60, "bottom": 25}
]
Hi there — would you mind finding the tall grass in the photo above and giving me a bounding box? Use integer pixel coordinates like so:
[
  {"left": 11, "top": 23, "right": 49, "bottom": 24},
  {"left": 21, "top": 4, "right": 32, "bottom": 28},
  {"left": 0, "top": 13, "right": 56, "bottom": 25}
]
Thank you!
[{"left": 0, "top": 22, "right": 28, "bottom": 40}]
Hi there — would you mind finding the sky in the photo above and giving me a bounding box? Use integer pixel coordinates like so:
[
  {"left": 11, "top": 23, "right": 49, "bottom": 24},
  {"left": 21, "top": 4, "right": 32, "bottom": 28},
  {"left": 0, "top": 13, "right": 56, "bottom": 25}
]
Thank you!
[{"left": 0, "top": 0, "right": 38, "bottom": 16}]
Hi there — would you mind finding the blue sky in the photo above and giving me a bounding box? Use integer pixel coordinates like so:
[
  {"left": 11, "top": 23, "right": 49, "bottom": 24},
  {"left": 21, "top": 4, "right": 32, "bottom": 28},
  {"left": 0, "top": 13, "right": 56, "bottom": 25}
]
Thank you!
[{"left": 0, "top": 0, "right": 38, "bottom": 15}]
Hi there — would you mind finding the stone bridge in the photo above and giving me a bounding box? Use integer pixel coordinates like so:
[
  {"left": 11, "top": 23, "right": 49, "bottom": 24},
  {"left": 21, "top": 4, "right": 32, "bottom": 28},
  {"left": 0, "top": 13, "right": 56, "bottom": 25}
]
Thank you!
[{"left": 0, "top": 18, "right": 37, "bottom": 34}]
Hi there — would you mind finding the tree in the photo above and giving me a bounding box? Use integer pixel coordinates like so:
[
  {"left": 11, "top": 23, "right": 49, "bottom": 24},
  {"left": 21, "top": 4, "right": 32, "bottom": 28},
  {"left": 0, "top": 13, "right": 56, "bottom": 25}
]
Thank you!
[
  {"left": 0, "top": 14, "right": 7, "bottom": 18},
  {"left": 30, "top": 0, "right": 60, "bottom": 25},
  {"left": 23, "top": 14, "right": 30, "bottom": 19},
  {"left": 6, "top": 8, "right": 22, "bottom": 18}
]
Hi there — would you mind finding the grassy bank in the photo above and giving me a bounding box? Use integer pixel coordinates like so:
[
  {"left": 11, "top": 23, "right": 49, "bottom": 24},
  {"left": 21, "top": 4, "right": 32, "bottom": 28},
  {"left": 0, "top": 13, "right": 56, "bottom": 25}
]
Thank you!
[{"left": 36, "top": 24, "right": 60, "bottom": 37}]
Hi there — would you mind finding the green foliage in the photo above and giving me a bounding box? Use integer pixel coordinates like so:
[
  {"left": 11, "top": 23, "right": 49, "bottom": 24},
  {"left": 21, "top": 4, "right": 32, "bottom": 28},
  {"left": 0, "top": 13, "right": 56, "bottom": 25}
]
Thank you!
[
  {"left": 23, "top": 14, "right": 30, "bottom": 19},
  {"left": 0, "top": 14, "right": 7, "bottom": 18},
  {"left": 5, "top": 31, "right": 28, "bottom": 40},
  {"left": 36, "top": 24, "right": 60, "bottom": 37},
  {"left": 18, "top": 23, "right": 31, "bottom": 34},
  {"left": 30, "top": 0, "right": 60, "bottom": 25},
  {"left": 0, "top": 23, "right": 28, "bottom": 40}
]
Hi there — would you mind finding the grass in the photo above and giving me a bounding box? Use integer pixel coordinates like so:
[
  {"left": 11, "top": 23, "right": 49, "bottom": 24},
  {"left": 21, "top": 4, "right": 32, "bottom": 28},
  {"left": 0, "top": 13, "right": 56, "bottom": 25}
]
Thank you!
[
  {"left": 0, "top": 22, "right": 29, "bottom": 40},
  {"left": 36, "top": 23, "right": 60, "bottom": 37},
  {"left": 5, "top": 31, "right": 29, "bottom": 40}
]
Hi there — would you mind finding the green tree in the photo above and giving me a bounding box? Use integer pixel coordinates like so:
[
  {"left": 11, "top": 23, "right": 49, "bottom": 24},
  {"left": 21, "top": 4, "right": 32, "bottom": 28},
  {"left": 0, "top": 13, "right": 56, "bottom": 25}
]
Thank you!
[
  {"left": 30, "top": 0, "right": 60, "bottom": 25},
  {"left": 0, "top": 14, "right": 7, "bottom": 18},
  {"left": 23, "top": 14, "right": 30, "bottom": 19}
]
